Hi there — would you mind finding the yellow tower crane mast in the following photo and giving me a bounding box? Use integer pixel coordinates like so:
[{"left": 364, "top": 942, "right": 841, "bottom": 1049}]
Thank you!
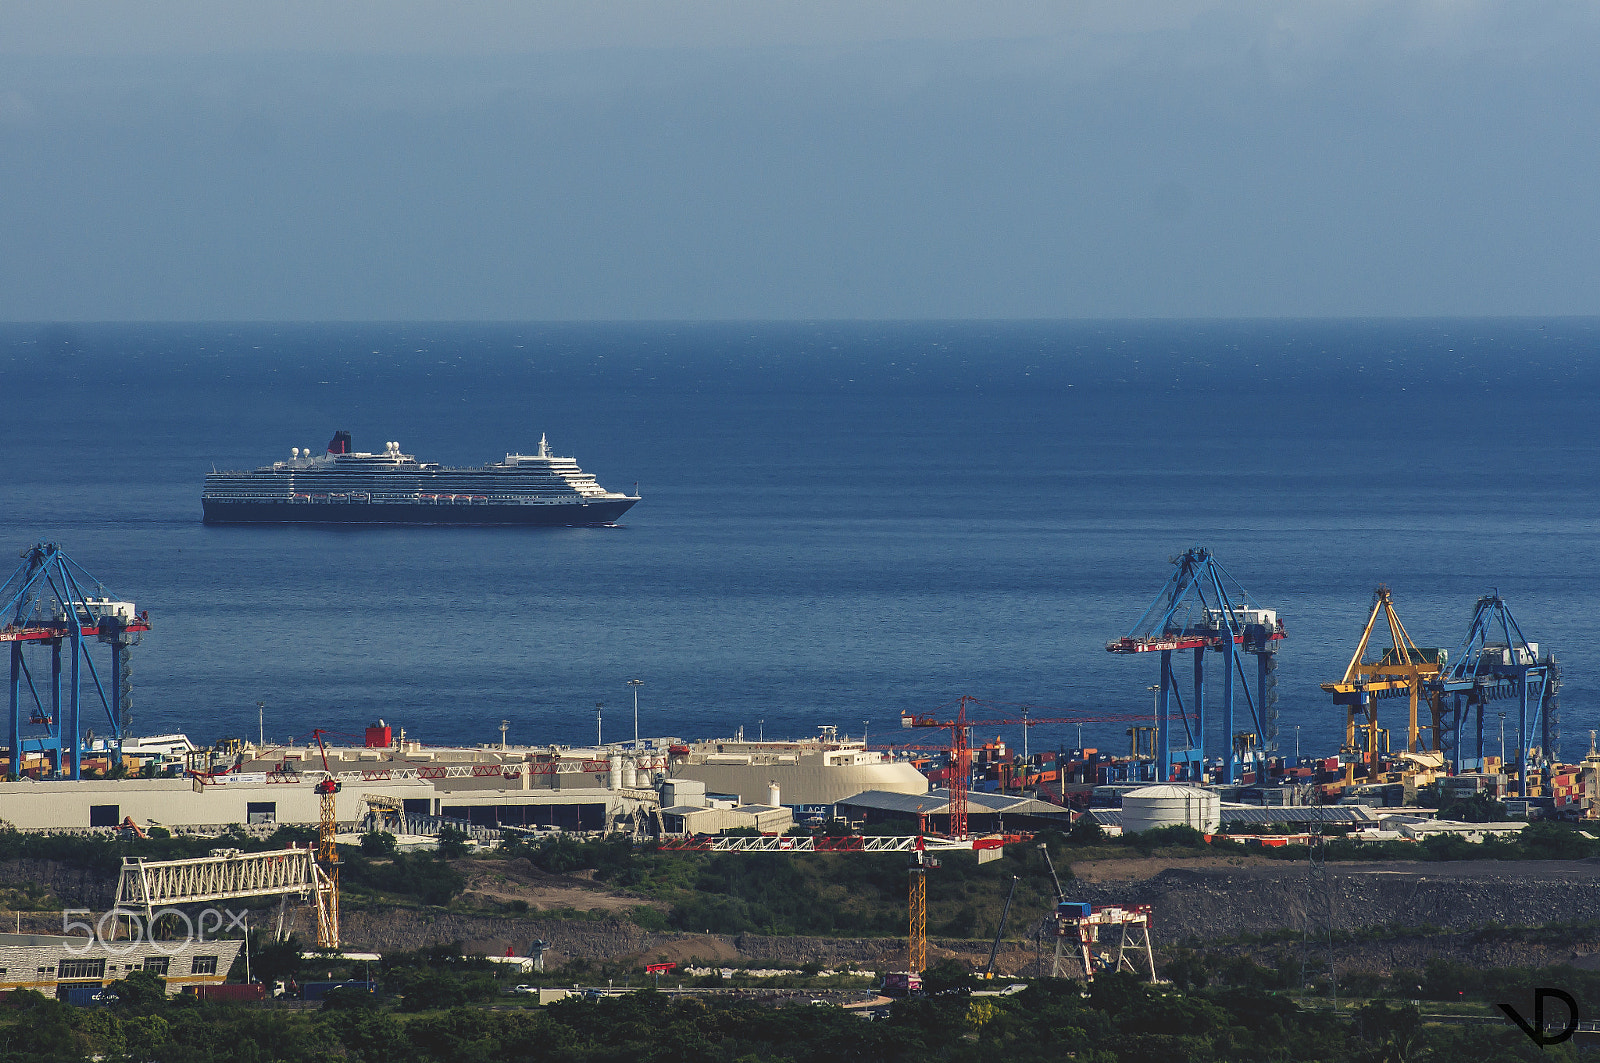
[
  {"left": 1320, "top": 586, "right": 1444, "bottom": 785},
  {"left": 311, "top": 728, "right": 342, "bottom": 949},
  {"left": 908, "top": 844, "right": 939, "bottom": 974}
]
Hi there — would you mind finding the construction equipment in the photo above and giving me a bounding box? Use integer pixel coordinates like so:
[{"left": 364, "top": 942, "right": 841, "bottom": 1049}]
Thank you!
[
  {"left": 1108, "top": 547, "right": 1285, "bottom": 784},
  {"left": 901, "top": 696, "right": 1153, "bottom": 839},
  {"left": 1053, "top": 901, "right": 1157, "bottom": 982},
  {"left": 116, "top": 848, "right": 335, "bottom": 943},
  {"left": 1038, "top": 843, "right": 1066, "bottom": 903},
  {"left": 908, "top": 843, "right": 939, "bottom": 974},
  {"left": 981, "top": 875, "right": 1018, "bottom": 980},
  {"left": 659, "top": 833, "right": 1017, "bottom": 854},
  {"left": 1431, "top": 592, "right": 1559, "bottom": 794},
  {"left": 2, "top": 543, "right": 152, "bottom": 778},
  {"left": 311, "top": 728, "right": 341, "bottom": 948},
  {"left": 1320, "top": 586, "right": 1443, "bottom": 784}
]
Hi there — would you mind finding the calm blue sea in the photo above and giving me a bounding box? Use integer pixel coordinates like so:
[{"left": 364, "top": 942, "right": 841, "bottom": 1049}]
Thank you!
[{"left": 1, "top": 320, "right": 1597, "bottom": 765}]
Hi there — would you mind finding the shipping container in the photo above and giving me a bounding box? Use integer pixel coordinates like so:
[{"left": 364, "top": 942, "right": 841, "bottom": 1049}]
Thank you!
[{"left": 65, "top": 987, "right": 116, "bottom": 1007}]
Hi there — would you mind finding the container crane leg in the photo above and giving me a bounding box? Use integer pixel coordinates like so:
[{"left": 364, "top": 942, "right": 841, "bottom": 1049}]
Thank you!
[
  {"left": 1157, "top": 651, "right": 1173, "bottom": 782},
  {"left": 1518, "top": 677, "right": 1530, "bottom": 798},
  {"left": 51, "top": 641, "right": 61, "bottom": 764},
  {"left": 1192, "top": 650, "right": 1205, "bottom": 780},
  {"left": 1222, "top": 641, "right": 1235, "bottom": 783},
  {"left": 68, "top": 631, "right": 81, "bottom": 780},
  {"left": 7, "top": 644, "right": 19, "bottom": 777}
]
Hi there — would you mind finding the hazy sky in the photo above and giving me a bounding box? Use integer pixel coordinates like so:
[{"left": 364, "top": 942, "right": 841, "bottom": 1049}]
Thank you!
[{"left": 3, "top": 1, "right": 1598, "bottom": 320}]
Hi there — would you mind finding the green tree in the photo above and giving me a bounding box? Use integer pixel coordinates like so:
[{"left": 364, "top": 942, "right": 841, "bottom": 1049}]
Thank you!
[
  {"left": 437, "top": 826, "right": 470, "bottom": 859},
  {"left": 361, "top": 830, "right": 399, "bottom": 857}
]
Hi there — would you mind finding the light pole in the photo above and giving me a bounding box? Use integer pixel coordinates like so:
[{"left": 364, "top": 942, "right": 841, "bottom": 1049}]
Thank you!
[
  {"left": 1022, "top": 706, "right": 1030, "bottom": 762},
  {"left": 1077, "top": 722, "right": 1083, "bottom": 751},
  {"left": 863, "top": 719, "right": 870, "bottom": 747},
  {"left": 257, "top": 702, "right": 265, "bottom": 749},
  {"left": 500, "top": 720, "right": 510, "bottom": 750},
  {"left": 628, "top": 679, "right": 644, "bottom": 746},
  {"left": 596, "top": 702, "right": 604, "bottom": 747},
  {"left": 1498, "top": 712, "right": 1507, "bottom": 770},
  {"left": 759, "top": 719, "right": 764, "bottom": 742},
  {"left": 1295, "top": 726, "right": 1301, "bottom": 761}
]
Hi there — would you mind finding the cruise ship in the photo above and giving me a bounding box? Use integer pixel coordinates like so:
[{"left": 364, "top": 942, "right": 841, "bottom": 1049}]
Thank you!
[{"left": 202, "top": 431, "right": 640, "bottom": 525}]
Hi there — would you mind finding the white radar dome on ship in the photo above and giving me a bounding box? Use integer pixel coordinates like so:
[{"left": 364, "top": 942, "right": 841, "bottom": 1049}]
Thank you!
[{"left": 1121, "top": 784, "right": 1221, "bottom": 834}]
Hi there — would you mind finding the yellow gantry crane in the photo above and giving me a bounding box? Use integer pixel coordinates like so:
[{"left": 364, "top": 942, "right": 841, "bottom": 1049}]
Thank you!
[{"left": 1321, "top": 586, "right": 1444, "bottom": 784}]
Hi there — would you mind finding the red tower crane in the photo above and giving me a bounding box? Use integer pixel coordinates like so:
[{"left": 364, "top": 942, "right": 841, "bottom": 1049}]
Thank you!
[{"left": 901, "top": 696, "right": 1154, "bottom": 839}]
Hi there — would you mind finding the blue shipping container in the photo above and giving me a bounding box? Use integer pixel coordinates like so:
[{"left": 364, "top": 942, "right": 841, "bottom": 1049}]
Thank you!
[
  {"left": 1057, "top": 901, "right": 1092, "bottom": 918},
  {"left": 66, "top": 987, "right": 116, "bottom": 1007}
]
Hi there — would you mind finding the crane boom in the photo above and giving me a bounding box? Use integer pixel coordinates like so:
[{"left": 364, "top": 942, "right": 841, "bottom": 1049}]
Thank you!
[{"left": 983, "top": 875, "right": 1018, "bottom": 979}]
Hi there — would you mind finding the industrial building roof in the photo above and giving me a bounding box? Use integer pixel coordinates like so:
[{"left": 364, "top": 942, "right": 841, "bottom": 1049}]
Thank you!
[
  {"left": 1089, "top": 805, "right": 1380, "bottom": 828},
  {"left": 837, "top": 789, "right": 1066, "bottom": 817},
  {"left": 1220, "top": 805, "right": 1380, "bottom": 825},
  {"left": 1126, "top": 785, "right": 1215, "bottom": 799}
]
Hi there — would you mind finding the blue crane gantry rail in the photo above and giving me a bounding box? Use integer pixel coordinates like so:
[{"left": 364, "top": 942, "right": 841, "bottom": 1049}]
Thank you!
[
  {"left": 1108, "top": 547, "right": 1285, "bottom": 785},
  {"left": 1319, "top": 585, "right": 1443, "bottom": 785},
  {"left": 1430, "top": 593, "right": 1559, "bottom": 795},
  {"left": 1, "top": 543, "right": 150, "bottom": 779}
]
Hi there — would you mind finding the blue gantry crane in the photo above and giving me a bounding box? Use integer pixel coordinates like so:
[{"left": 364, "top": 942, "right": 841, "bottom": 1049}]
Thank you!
[
  {"left": 1432, "top": 592, "right": 1559, "bottom": 796},
  {"left": 1, "top": 543, "right": 150, "bottom": 779},
  {"left": 1107, "top": 548, "right": 1285, "bottom": 784}
]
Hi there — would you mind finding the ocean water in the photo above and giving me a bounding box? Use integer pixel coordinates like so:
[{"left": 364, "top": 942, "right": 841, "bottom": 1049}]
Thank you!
[{"left": 1, "top": 319, "right": 1597, "bottom": 765}]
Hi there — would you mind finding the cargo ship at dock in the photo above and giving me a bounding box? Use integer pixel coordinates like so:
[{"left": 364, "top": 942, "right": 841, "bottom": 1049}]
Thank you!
[{"left": 202, "top": 431, "right": 639, "bottom": 526}]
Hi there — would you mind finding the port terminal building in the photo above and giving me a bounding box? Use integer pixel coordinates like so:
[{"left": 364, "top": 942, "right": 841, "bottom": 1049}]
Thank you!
[{"left": 0, "top": 730, "right": 926, "bottom": 835}]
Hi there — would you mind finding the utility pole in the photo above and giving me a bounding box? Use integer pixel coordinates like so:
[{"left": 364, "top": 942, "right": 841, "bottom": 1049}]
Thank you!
[{"left": 628, "top": 679, "right": 644, "bottom": 745}]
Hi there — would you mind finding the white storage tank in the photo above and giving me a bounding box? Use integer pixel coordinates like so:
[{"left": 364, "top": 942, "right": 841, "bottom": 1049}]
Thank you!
[{"left": 1121, "top": 784, "right": 1221, "bottom": 834}]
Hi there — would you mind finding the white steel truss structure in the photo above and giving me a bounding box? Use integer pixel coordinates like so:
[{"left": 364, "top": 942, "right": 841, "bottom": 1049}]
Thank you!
[
  {"left": 1053, "top": 903, "right": 1157, "bottom": 982},
  {"left": 114, "top": 847, "right": 335, "bottom": 943},
  {"left": 658, "top": 834, "right": 1010, "bottom": 854}
]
